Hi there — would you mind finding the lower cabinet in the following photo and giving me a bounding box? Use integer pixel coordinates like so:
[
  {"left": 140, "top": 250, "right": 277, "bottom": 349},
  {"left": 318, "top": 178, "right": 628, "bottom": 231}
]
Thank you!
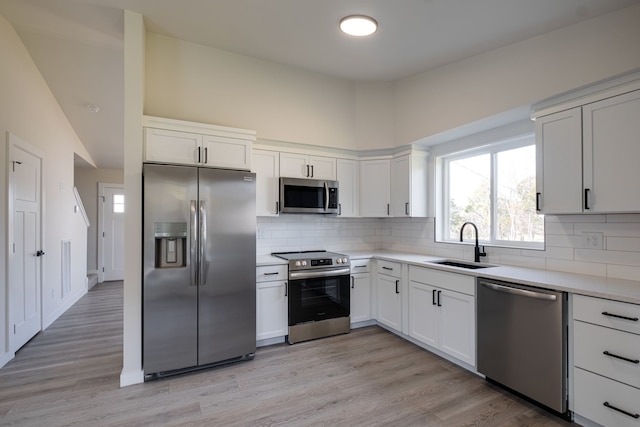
[
  {"left": 376, "top": 260, "right": 403, "bottom": 332},
  {"left": 256, "top": 265, "right": 288, "bottom": 342},
  {"left": 572, "top": 294, "right": 640, "bottom": 426},
  {"left": 408, "top": 266, "right": 476, "bottom": 367},
  {"left": 350, "top": 259, "right": 371, "bottom": 325}
]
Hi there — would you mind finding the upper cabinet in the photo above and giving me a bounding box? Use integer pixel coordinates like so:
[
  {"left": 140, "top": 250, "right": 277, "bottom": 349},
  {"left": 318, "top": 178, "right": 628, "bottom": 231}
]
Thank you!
[
  {"left": 143, "top": 116, "right": 255, "bottom": 171},
  {"left": 535, "top": 86, "right": 640, "bottom": 214},
  {"left": 583, "top": 90, "right": 640, "bottom": 213},
  {"left": 391, "top": 152, "right": 428, "bottom": 217},
  {"left": 336, "top": 158, "right": 359, "bottom": 217},
  {"left": 535, "top": 107, "right": 583, "bottom": 214},
  {"left": 360, "top": 159, "right": 391, "bottom": 217},
  {"left": 252, "top": 150, "right": 280, "bottom": 217},
  {"left": 279, "top": 152, "right": 336, "bottom": 180}
]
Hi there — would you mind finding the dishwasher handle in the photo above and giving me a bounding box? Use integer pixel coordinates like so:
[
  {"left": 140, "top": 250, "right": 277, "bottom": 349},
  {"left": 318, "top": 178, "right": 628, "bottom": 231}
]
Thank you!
[{"left": 481, "top": 282, "right": 557, "bottom": 301}]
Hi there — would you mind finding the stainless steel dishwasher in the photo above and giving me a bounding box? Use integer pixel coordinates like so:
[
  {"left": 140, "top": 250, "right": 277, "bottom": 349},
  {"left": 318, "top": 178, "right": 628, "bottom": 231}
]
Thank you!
[{"left": 477, "top": 278, "right": 568, "bottom": 415}]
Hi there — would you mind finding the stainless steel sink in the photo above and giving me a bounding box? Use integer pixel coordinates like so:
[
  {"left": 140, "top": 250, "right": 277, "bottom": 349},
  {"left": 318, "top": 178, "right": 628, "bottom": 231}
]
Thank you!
[{"left": 426, "top": 259, "right": 495, "bottom": 269}]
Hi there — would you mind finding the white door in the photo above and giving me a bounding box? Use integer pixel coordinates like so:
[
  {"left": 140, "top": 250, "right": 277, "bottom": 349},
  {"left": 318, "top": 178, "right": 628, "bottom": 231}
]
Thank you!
[
  {"left": 99, "top": 183, "right": 125, "bottom": 281},
  {"left": 359, "top": 159, "right": 391, "bottom": 217},
  {"left": 8, "top": 134, "right": 43, "bottom": 352}
]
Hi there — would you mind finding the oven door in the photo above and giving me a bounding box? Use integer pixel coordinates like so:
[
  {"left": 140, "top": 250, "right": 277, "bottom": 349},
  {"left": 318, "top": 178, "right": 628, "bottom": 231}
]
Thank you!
[{"left": 288, "top": 269, "right": 350, "bottom": 326}]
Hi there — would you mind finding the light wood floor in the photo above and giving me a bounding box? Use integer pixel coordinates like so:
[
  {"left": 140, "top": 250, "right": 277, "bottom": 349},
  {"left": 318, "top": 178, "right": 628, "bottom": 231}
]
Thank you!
[{"left": 0, "top": 281, "right": 575, "bottom": 426}]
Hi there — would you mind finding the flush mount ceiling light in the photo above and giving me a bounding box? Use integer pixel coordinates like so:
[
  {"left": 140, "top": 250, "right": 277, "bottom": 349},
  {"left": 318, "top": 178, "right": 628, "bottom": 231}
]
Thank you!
[
  {"left": 86, "top": 104, "right": 100, "bottom": 113},
  {"left": 339, "top": 15, "right": 378, "bottom": 37}
]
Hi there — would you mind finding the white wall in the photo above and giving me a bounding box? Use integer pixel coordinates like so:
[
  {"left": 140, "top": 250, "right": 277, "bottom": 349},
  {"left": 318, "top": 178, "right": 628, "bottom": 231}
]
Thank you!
[
  {"left": 121, "top": 10, "right": 145, "bottom": 387},
  {"left": 0, "top": 13, "right": 94, "bottom": 367},
  {"left": 393, "top": 4, "right": 640, "bottom": 146},
  {"left": 145, "top": 33, "right": 359, "bottom": 150},
  {"left": 74, "top": 168, "right": 124, "bottom": 274}
]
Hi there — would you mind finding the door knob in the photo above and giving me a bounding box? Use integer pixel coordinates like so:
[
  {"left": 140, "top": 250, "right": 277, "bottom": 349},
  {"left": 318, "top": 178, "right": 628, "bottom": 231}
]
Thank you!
[{"left": 36, "top": 250, "right": 45, "bottom": 257}]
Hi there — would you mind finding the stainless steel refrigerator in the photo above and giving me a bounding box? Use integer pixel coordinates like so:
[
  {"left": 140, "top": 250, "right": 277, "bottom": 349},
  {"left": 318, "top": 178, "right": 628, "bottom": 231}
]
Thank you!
[{"left": 142, "top": 163, "right": 256, "bottom": 378}]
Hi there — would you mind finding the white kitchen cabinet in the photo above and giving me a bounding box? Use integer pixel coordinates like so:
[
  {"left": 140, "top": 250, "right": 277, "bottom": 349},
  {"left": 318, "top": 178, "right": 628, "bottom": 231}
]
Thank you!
[
  {"left": 360, "top": 159, "right": 391, "bottom": 217},
  {"left": 583, "top": 89, "right": 640, "bottom": 212},
  {"left": 408, "top": 266, "right": 476, "bottom": 366},
  {"left": 256, "top": 265, "right": 288, "bottom": 342},
  {"left": 535, "top": 88, "right": 640, "bottom": 213},
  {"left": 535, "top": 107, "right": 583, "bottom": 214},
  {"left": 337, "top": 158, "right": 359, "bottom": 217},
  {"left": 144, "top": 128, "right": 203, "bottom": 166},
  {"left": 376, "top": 260, "right": 402, "bottom": 332},
  {"left": 572, "top": 294, "right": 640, "bottom": 426},
  {"left": 279, "top": 152, "right": 336, "bottom": 180},
  {"left": 252, "top": 150, "right": 280, "bottom": 216},
  {"left": 143, "top": 116, "right": 255, "bottom": 170},
  {"left": 390, "top": 153, "right": 428, "bottom": 217},
  {"left": 350, "top": 259, "right": 371, "bottom": 325}
]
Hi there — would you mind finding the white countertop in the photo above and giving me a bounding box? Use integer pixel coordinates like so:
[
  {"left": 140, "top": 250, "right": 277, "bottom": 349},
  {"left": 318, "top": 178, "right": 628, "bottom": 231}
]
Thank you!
[
  {"left": 345, "top": 250, "right": 640, "bottom": 305},
  {"left": 257, "top": 250, "right": 640, "bottom": 304}
]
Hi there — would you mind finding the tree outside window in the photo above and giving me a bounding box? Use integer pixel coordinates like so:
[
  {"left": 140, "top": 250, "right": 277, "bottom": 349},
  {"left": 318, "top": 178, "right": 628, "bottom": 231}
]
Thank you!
[{"left": 442, "top": 135, "right": 543, "bottom": 248}]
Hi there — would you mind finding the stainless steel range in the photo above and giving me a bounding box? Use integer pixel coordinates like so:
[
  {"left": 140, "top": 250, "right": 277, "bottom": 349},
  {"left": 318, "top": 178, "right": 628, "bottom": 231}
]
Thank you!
[{"left": 272, "top": 251, "right": 351, "bottom": 344}]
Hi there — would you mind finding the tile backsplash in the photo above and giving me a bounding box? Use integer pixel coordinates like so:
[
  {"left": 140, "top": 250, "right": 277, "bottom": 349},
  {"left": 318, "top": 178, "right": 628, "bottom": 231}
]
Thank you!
[{"left": 258, "top": 214, "right": 640, "bottom": 281}]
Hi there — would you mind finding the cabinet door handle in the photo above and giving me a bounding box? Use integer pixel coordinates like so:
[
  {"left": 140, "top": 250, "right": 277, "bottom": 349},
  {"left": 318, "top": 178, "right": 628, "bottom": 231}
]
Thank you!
[
  {"left": 584, "top": 188, "right": 590, "bottom": 210},
  {"left": 338, "top": 203, "right": 342, "bottom": 216},
  {"left": 603, "top": 350, "right": 639, "bottom": 364},
  {"left": 395, "top": 280, "right": 399, "bottom": 294},
  {"left": 285, "top": 281, "right": 288, "bottom": 297},
  {"left": 351, "top": 276, "right": 355, "bottom": 289},
  {"left": 197, "top": 147, "right": 201, "bottom": 163},
  {"left": 432, "top": 289, "right": 437, "bottom": 305},
  {"left": 603, "top": 402, "right": 639, "bottom": 419},
  {"left": 405, "top": 202, "right": 409, "bottom": 216},
  {"left": 306, "top": 164, "right": 310, "bottom": 177},
  {"left": 382, "top": 266, "right": 393, "bottom": 271},
  {"left": 264, "top": 272, "right": 279, "bottom": 276},
  {"left": 275, "top": 201, "right": 279, "bottom": 214},
  {"left": 437, "top": 290, "right": 442, "bottom": 307},
  {"left": 536, "top": 192, "right": 541, "bottom": 212},
  {"left": 354, "top": 265, "right": 367, "bottom": 269},
  {"left": 602, "top": 311, "right": 639, "bottom": 322},
  {"left": 204, "top": 147, "right": 208, "bottom": 164},
  {"left": 310, "top": 165, "right": 314, "bottom": 178}
]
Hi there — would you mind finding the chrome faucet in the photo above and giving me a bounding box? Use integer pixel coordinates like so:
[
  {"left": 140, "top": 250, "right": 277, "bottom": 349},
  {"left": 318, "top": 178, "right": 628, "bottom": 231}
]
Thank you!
[{"left": 459, "top": 222, "right": 487, "bottom": 263}]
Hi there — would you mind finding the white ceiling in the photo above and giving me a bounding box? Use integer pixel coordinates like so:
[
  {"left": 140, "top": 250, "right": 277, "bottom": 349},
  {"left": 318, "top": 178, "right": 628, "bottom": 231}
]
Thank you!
[{"left": 2, "top": 0, "right": 639, "bottom": 169}]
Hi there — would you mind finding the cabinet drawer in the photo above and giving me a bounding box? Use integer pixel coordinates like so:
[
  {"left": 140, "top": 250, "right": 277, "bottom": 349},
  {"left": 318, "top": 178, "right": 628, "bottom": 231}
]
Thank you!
[
  {"left": 409, "top": 266, "right": 475, "bottom": 296},
  {"left": 574, "top": 320, "right": 640, "bottom": 389},
  {"left": 350, "top": 259, "right": 371, "bottom": 273},
  {"left": 256, "top": 265, "right": 287, "bottom": 283},
  {"left": 574, "top": 368, "right": 640, "bottom": 427},
  {"left": 377, "top": 260, "right": 402, "bottom": 278},
  {"left": 574, "top": 294, "right": 640, "bottom": 335}
]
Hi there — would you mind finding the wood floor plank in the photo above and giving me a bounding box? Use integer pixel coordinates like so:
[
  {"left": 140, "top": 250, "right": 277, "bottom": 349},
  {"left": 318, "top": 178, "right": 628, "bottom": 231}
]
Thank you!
[{"left": 0, "top": 281, "right": 575, "bottom": 426}]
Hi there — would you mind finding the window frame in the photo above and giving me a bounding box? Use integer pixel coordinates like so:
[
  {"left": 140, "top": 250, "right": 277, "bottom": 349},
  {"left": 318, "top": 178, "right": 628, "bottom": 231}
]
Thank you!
[{"left": 437, "top": 133, "right": 544, "bottom": 250}]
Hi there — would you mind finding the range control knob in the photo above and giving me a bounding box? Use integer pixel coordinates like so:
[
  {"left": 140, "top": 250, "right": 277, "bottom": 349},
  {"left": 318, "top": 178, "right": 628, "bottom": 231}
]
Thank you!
[
  {"left": 336, "top": 258, "right": 342, "bottom": 264},
  {"left": 301, "top": 260, "right": 307, "bottom": 266},
  {"left": 342, "top": 257, "right": 348, "bottom": 264},
  {"left": 295, "top": 261, "right": 301, "bottom": 267}
]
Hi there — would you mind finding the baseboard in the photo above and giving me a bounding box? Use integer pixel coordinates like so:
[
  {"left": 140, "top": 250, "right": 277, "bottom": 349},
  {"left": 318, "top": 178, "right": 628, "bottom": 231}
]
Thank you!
[
  {"left": 257, "top": 336, "right": 285, "bottom": 347},
  {"left": 43, "top": 287, "right": 87, "bottom": 330},
  {"left": 0, "top": 351, "right": 14, "bottom": 370},
  {"left": 120, "top": 368, "right": 144, "bottom": 387},
  {"left": 351, "top": 319, "right": 376, "bottom": 329}
]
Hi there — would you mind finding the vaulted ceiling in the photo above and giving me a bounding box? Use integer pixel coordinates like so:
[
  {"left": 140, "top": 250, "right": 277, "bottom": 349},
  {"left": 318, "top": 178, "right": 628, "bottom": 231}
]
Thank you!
[{"left": 1, "top": 0, "right": 639, "bottom": 168}]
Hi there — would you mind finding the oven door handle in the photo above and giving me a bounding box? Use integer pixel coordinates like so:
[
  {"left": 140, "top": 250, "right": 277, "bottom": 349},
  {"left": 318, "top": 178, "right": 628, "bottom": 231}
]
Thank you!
[{"left": 289, "top": 268, "right": 351, "bottom": 280}]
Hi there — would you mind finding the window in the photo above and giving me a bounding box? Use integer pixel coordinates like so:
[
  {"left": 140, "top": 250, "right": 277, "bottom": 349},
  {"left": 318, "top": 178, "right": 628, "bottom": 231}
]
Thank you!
[
  {"left": 438, "top": 134, "right": 543, "bottom": 249},
  {"left": 113, "top": 194, "right": 125, "bottom": 213}
]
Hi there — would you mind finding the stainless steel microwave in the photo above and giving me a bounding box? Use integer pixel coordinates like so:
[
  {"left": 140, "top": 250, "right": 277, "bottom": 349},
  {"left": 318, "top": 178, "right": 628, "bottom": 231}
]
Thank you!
[{"left": 279, "top": 177, "right": 339, "bottom": 214}]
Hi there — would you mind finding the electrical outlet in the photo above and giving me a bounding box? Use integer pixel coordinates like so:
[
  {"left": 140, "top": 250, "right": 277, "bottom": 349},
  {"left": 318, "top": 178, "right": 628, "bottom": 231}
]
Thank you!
[{"left": 583, "top": 232, "right": 603, "bottom": 249}]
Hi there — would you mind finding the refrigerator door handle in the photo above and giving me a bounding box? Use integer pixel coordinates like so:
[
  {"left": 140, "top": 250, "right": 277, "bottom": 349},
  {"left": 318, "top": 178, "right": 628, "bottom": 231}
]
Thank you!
[
  {"left": 190, "top": 200, "right": 198, "bottom": 287},
  {"left": 199, "top": 200, "right": 207, "bottom": 286}
]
